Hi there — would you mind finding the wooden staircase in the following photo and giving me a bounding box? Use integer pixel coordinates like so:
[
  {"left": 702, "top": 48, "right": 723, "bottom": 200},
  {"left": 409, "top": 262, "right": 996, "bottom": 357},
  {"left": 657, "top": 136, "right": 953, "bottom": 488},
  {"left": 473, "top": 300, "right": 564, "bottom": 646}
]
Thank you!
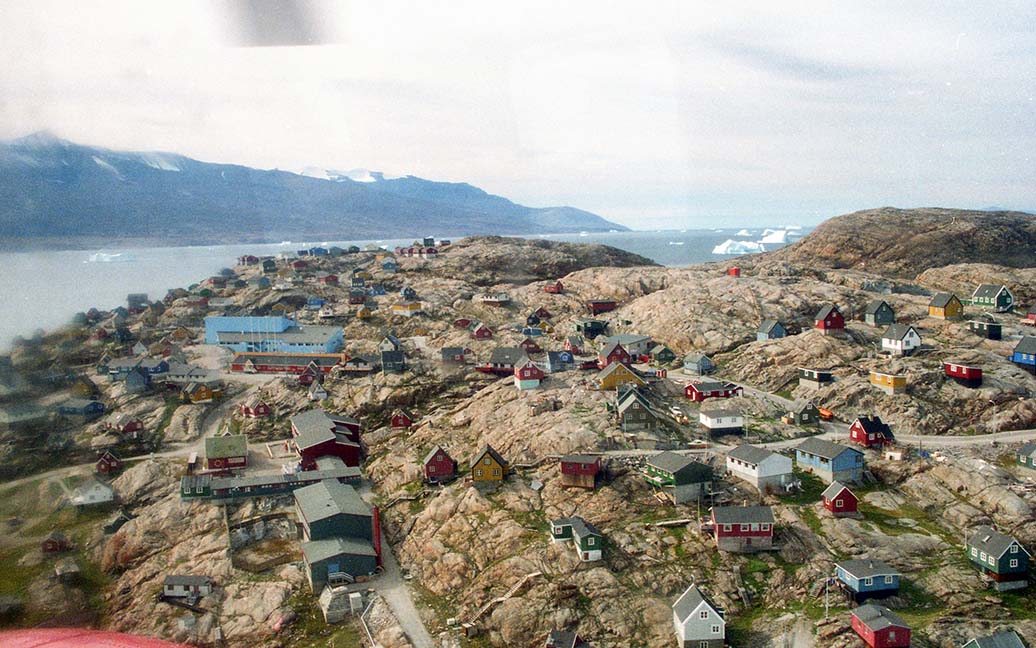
[{"left": 466, "top": 571, "right": 542, "bottom": 624}]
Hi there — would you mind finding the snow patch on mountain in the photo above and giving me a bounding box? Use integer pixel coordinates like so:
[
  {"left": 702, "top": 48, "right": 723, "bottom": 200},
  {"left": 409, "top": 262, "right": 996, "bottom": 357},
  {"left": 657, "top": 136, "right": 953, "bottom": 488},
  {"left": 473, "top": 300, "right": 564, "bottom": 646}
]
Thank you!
[
  {"left": 136, "top": 153, "right": 181, "bottom": 172},
  {"left": 92, "top": 156, "right": 125, "bottom": 180}
]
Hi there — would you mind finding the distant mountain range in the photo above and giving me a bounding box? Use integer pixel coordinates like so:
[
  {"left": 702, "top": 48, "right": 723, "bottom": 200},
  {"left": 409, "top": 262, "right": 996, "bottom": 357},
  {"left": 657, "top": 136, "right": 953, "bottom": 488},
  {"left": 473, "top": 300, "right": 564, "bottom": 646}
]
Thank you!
[{"left": 0, "top": 132, "right": 626, "bottom": 250}]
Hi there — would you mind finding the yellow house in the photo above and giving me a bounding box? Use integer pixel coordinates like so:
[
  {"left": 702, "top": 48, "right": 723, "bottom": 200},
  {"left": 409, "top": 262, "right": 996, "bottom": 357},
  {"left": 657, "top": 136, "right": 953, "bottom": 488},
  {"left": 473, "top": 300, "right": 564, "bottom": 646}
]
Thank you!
[
  {"left": 356, "top": 305, "right": 372, "bottom": 320},
  {"left": 870, "top": 371, "right": 907, "bottom": 395},
  {"left": 391, "top": 302, "right": 422, "bottom": 318},
  {"left": 471, "top": 445, "right": 508, "bottom": 482},
  {"left": 182, "top": 382, "right": 223, "bottom": 403},
  {"left": 597, "top": 362, "right": 646, "bottom": 390},
  {"left": 928, "top": 292, "right": 964, "bottom": 320}
]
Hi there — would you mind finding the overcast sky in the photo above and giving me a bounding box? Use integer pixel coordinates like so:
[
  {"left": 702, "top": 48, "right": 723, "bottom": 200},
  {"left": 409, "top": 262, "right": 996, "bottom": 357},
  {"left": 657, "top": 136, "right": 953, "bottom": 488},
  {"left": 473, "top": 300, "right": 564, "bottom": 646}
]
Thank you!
[{"left": 1, "top": 1, "right": 1034, "bottom": 229}]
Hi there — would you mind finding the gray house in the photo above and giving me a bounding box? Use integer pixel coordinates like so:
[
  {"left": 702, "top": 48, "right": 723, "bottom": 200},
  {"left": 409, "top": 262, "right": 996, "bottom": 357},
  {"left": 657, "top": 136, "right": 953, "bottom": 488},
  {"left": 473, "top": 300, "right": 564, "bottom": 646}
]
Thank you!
[
  {"left": 616, "top": 388, "right": 660, "bottom": 432},
  {"left": 295, "top": 479, "right": 379, "bottom": 592},
  {"left": 682, "top": 353, "right": 714, "bottom": 376},
  {"left": 673, "top": 584, "right": 725, "bottom": 648},
  {"left": 864, "top": 300, "right": 895, "bottom": 327},
  {"left": 756, "top": 320, "right": 787, "bottom": 341}
]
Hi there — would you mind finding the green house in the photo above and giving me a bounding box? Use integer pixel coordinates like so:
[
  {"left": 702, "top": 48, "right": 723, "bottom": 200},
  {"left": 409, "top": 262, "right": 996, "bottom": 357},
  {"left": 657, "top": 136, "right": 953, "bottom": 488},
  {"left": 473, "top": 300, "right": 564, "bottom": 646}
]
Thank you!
[
  {"left": 966, "top": 525, "right": 1031, "bottom": 591},
  {"left": 643, "top": 451, "right": 713, "bottom": 487},
  {"left": 550, "top": 515, "right": 602, "bottom": 562},
  {"left": 972, "top": 284, "right": 1014, "bottom": 313},
  {"left": 1018, "top": 443, "right": 1036, "bottom": 470},
  {"left": 650, "top": 344, "right": 677, "bottom": 364}
]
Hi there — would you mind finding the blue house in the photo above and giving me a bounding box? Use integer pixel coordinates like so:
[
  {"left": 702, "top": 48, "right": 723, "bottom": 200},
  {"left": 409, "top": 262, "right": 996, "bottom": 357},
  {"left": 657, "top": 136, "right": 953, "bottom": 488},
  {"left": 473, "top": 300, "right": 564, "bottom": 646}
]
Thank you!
[
  {"left": 545, "top": 350, "right": 575, "bottom": 373},
  {"left": 401, "top": 286, "right": 418, "bottom": 300},
  {"left": 795, "top": 438, "right": 864, "bottom": 484},
  {"left": 835, "top": 559, "right": 901, "bottom": 602},
  {"left": 382, "top": 260, "right": 399, "bottom": 272},
  {"left": 306, "top": 296, "right": 326, "bottom": 310},
  {"left": 757, "top": 320, "right": 788, "bottom": 342},
  {"left": 521, "top": 327, "right": 544, "bottom": 337},
  {"left": 367, "top": 284, "right": 386, "bottom": 296},
  {"left": 309, "top": 247, "right": 329, "bottom": 256},
  {"left": 1010, "top": 337, "right": 1036, "bottom": 374},
  {"left": 57, "top": 398, "right": 106, "bottom": 420}
]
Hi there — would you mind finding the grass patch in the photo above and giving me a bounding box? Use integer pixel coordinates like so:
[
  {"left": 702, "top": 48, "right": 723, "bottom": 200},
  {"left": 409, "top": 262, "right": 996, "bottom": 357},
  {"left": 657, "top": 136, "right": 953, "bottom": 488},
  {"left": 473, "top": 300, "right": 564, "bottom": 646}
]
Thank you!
[
  {"left": 778, "top": 470, "right": 826, "bottom": 505},
  {"left": 277, "top": 592, "right": 364, "bottom": 648},
  {"left": 798, "top": 507, "right": 824, "bottom": 538}
]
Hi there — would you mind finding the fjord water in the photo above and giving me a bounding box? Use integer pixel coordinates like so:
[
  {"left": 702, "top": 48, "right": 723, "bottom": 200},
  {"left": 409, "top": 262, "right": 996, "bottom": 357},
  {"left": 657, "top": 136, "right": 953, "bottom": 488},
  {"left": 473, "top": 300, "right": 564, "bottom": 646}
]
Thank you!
[{"left": 0, "top": 229, "right": 800, "bottom": 348}]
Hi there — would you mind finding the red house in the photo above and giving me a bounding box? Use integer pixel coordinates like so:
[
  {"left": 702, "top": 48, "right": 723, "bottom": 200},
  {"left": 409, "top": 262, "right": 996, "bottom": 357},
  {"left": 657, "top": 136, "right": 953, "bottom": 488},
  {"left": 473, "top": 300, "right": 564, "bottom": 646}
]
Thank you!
[
  {"left": 453, "top": 318, "right": 473, "bottom": 329},
  {"left": 559, "top": 454, "right": 601, "bottom": 489},
  {"left": 564, "top": 336, "right": 584, "bottom": 355},
  {"left": 291, "top": 260, "right": 308, "bottom": 270},
  {"left": 685, "top": 380, "right": 743, "bottom": 402},
  {"left": 290, "top": 410, "right": 362, "bottom": 469},
  {"left": 822, "top": 481, "right": 858, "bottom": 517},
  {"left": 597, "top": 341, "right": 630, "bottom": 369},
  {"left": 944, "top": 362, "right": 982, "bottom": 387},
  {"left": 390, "top": 408, "right": 416, "bottom": 429},
  {"left": 239, "top": 395, "right": 271, "bottom": 418},
  {"left": 238, "top": 254, "right": 259, "bottom": 265},
  {"left": 422, "top": 445, "right": 457, "bottom": 483},
  {"left": 544, "top": 280, "right": 564, "bottom": 294},
  {"left": 472, "top": 323, "right": 494, "bottom": 340},
  {"left": 42, "top": 531, "right": 71, "bottom": 554},
  {"left": 815, "top": 304, "right": 845, "bottom": 335},
  {"left": 520, "top": 337, "right": 543, "bottom": 354},
  {"left": 728, "top": 266, "right": 741, "bottom": 277},
  {"left": 105, "top": 414, "right": 144, "bottom": 435},
  {"left": 587, "top": 299, "right": 617, "bottom": 315},
  {"left": 316, "top": 273, "right": 339, "bottom": 284},
  {"left": 95, "top": 450, "right": 122, "bottom": 475},
  {"left": 710, "top": 506, "right": 775, "bottom": 552},
  {"left": 297, "top": 365, "right": 321, "bottom": 386},
  {"left": 532, "top": 307, "right": 553, "bottom": 320},
  {"left": 851, "top": 604, "right": 911, "bottom": 648},
  {"left": 849, "top": 416, "right": 894, "bottom": 448}
]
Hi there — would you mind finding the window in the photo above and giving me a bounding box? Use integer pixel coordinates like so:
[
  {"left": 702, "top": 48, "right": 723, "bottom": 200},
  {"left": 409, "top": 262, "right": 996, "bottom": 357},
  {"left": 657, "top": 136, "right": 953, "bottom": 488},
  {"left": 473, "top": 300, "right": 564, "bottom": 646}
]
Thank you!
[
  {"left": 835, "top": 499, "right": 843, "bottom": 507},
  {"left": 980, "top": 551, "right": 987, "bottom": 561},
  {"left": 711, "top": 625, "right": 720, "bottom": 634},
  {"left": 1010, "top": 559, "right": 1019, "bottom": 568},
  {"left": 761, "top": 524, "right": 770, "bottom": 531},
  {"left": 484, "top": 457, "right": 491, "bottom": 465},
  {"left": 722, "top": 524, "right": 731, "bottom": 532},
  {"left": 971, "top": 548, "right": 978, "bottom": 557},
  {"left": 587, "top": 537, "right": 595, "bottom": 546},
  {"left": 700, "top": 610, "right": 709, "bottom": 619},
  {"left": 699, "top": 643, "right": 708, "bottom": 648},
  {"left": 864, "top": 577, "right": 873, "bottom": 586},
  {"left": 750, "top": 523, "right": 759, "bottom": 531},
  {"left": 1010, "top": 544, "right": 1019, "bottom": 554},
  {"left": 740, "top": 524, "right": 749, "bottom": 532},
  {"left": 889, "top": 631, "right": 896, "bottom": 641},
  {"left": 989, "top": 556, "right": 995, "bottom": 566},
  {"left": 475, "top": 469, "right": 482, "bottom": 477},
  {"left": 884, "top": 575, "right": 894, "bottom": 584}
]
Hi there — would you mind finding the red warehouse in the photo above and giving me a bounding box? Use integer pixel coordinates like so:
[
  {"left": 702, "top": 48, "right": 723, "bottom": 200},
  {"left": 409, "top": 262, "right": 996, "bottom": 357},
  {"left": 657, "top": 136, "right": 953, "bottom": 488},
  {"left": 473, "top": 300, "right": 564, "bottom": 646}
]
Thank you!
[
  {"left": 710, "top": 506, "right": 775, "bottom": 552},
  {"left": 289, "top": 409, "right": 363, "bottom": 469},
  {"left": 944, "top": 362, "right": 982, "bottom": 388},
  {"left": 685, "top": 380, "right": 743, "bottom": 402},
  {"left": 586, "top": 299, "right": 617, "bottom": 315}
]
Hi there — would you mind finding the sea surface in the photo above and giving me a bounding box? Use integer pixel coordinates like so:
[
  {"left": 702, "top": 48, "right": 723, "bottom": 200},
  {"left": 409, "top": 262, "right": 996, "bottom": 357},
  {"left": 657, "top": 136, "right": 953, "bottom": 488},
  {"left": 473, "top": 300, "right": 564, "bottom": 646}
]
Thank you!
[{"left": 0, "top": 228, "right": 804, "bottom": 348}]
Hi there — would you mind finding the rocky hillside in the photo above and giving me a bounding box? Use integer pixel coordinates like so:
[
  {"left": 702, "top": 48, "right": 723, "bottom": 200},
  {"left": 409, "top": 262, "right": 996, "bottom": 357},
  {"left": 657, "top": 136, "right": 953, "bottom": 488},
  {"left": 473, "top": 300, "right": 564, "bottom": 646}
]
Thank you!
[{"left": 761, "top": 207, "right": 1036, "bottom": 278}]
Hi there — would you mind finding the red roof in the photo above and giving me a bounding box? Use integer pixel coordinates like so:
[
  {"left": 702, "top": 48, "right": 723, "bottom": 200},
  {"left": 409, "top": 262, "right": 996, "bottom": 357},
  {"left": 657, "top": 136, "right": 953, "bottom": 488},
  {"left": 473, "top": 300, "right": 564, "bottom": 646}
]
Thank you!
[{"left": 0, "top": 629, "right": 188, "bottom": 647}]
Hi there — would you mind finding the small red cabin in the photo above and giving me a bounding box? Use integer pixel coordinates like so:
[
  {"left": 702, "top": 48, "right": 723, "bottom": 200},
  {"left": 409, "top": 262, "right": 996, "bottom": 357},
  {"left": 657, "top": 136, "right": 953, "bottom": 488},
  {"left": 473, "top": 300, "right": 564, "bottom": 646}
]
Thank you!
[
  {"left": 423, "top": 446, "right": 457, "bottom": 483},
  {"left": 597, "top": 342, "right": 631, "bottom": 369},
  {"left": 544, "top": 280, "right": 564, "bottom": 294},
  {"left": 291, "top": 260, "right": 308, "bottom": 270},
  {"left": 472, "top": 323, "right": 494, "bottom": 340},
  {"left": 587, "top": 299, "right": 617, "bottom": 315},
  {"left": 564, "top": 336, "right": 584, "bottom": 355},
  {"left": 815, "top": 304, "right": 846, "bottom": 334},
  {"left": 822, "top": 481, "right": 858, "bottom": 517},
  {"left": 559, "top": 454, "right": 601, "bottom": 489},
  {"left": 848, "top": 416, "right": 894, "bottom": 448},
  {"left": 944, "top": 362, "right": 982, "bottom": 387},
  {"left": 851, "top": 605, "right": 910, "bottom": 648},
  {"left": 728, "top": 267, "right": 741, "bottom": 277},
  {"left": 42, "top": 531, "right": 71, "bottom": 554},
  {"left": 453, "top": 318, "right": 473, "bottom": 329},
  {"left": 685, "top": 381, "right": 743, "bottom": 402},
  {"left": 515, "top": 361, "right": 545, "bottom": 381},
  {"left": 533, "top": 307, "right": 553, "bottom": 319},
  {"left": 105, "top": 416, "right": 144, "bottom": 435},
  {"left": 239, "top": 396, "right": 271, "bottom": 418},
  {"left": 95, "top": 450, "right": 122, "bottom": 475},
  {"left": 317, "top": 274, "right": 339, "bottom": 284},
  {"left": 390, "top": 408, "right": 416, "bottom": 429},
  {"left": 519, "top": 338, "right": 542, "bottom": 354}
]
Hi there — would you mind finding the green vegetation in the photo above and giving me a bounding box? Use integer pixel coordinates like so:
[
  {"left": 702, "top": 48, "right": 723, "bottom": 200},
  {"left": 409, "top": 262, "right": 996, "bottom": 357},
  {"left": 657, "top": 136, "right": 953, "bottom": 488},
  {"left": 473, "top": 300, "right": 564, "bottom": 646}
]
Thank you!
[
  {"left": 778, "top": 470, "right": 826, "bottom": 505},
  {"left": 279, "top": 592, "right": 364, "bottom": 648},
  {"left": 798, "top": 506, "right": 824, "bottom": 538}
]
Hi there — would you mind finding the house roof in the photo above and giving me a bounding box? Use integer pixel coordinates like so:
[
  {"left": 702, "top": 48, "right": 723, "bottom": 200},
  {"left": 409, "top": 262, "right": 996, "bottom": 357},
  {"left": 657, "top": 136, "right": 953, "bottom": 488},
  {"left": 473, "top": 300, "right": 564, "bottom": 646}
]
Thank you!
[
  {"left": 216, "top": 325, "right": 340, "bottom": 345},
  {"left": 553, "top": 515, "right": 601, "bottom": 539},
  {"left": 929, "top": 292, "right": 959, "bottom": 308},
  {"left": 566, "top": 335, "right": 583, "bottom": 346},
  {"left": 204, "top": 434, "right": 247, "bottom": 459},
  {"left": 815, "top": 303, "right": 840, "bottom": 320},
  {"left": 301, "top": 536, "right": 377, "bottom": 564},
  {"left": 964, "top": 631, "right": 1026, "bottom": 648},
  {"left": 970, "top": 313, "right": 999, "bottom": 324},
  {"left": 647, "top": 451, "right": 695, "bottom": 474},
  {"left": 882, "top": 323, "right": 918, "bottom": 341},
  {"left": 294, "top": 479, "right": 371, "bottom": 523},
  {"left": 598, "top": 340, "right": 627, "bottom": 358},
  {"left": 727, "top": 445, "right": 780, "bottom": 466},
  {"left": 757, "top": 319, "right": 783, "bottom": 334},
  {"left": 790, "top": 400, "right": 817, "bottom": 414},
  {"left": 974, "top": 284, "right": 1009, "bottom": 299},
  {"left": 1018, "top": 442, "right": 1036, "bottom": 459},
  {"left": 683, "top": 352, "right": 711, "bottom": 363},
  {"left": 617, "top": 389, "right": 655, "bottom": 415},
  {"left": 672, "top": 584, "right": 722, "bottom": 623},
  {"left": 821, "top": 480, "right": 854, "bottom": 501},
  {"left": 1013, "top": 336, "right": 1036, "bottom": 355},
  {"left": 163, "top": 575, "right": 212, "bottom": 587},
  {"left": 712, "top": 505, "right": 775, "bottom": 525},
  {"left": 489, "top": 347, "right": 526, "bottom": 365},
  {"left": 796, "top": 437, "right": 860, "bottom": 461},
  {"left": 852, "top": 604, "right": 908, "bottom": 632},
  {"left": 689, "top": 380, "right": 730, "bottom": 392},
  {"left": 701, "top": 408, "right": 740, "bottom": 418},
  {"left": 473, "top": 444, "right": 508, "bottom": 468},
  {"left": 968, "top": 525, "right": 1030, "bottom": 559},
  {"left": 864, "top": 299, "right": 891, "bottom": 315},
  {"left": 422, "top": 445, "right": 450, "bottom": 465},
  {"left": 837, "top": 559, "right": 899, "bottom": 579},
  {"left": 602, "top": 334, "right": 650, "bottom": 346},
  {"left": 546, "top": 630, "right": 581, "bottom": 648},
  {"left": 597, "top": 362, "right": 642, "bottom": 382},
  {"left": 290, "top": 409, "right": 337, "bottom": 449},
  {"left": 560, "top": 454, "right": 599, "bottom": 465}
]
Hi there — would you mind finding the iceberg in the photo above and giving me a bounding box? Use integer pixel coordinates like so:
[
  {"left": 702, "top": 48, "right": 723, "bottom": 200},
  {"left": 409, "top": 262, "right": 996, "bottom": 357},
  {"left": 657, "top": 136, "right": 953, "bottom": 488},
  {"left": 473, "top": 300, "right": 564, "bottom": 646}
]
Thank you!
[
  {"left": 86, "top": 251, "right": 134, "bottom": 263},
  {"left": 735, "top": 229, "right": 752, "bottom": 237},
  {"left": 758, "top": 230, "right": 788, "bottom": 244},
  {"left": 712, "top": 239, "right": 765, "bottom": 255}
]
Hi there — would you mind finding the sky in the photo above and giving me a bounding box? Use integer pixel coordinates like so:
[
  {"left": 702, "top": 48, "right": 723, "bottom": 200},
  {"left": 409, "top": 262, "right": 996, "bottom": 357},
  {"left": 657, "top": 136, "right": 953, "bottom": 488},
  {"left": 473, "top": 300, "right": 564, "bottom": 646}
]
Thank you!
[{"left": 0, "top": 1, "right": 1034, "bottom": 230}]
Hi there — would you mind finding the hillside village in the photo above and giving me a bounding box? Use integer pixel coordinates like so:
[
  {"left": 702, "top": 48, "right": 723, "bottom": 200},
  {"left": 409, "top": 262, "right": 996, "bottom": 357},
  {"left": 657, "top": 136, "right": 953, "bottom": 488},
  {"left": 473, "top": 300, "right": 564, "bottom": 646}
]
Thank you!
[{"left": 2, "top": 218, "right": 1036, "bottom": 648}]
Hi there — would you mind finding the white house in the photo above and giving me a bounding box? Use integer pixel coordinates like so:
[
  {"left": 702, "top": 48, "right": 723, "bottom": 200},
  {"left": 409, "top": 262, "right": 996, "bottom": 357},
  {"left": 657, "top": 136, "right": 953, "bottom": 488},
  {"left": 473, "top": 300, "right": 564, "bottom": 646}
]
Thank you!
[
  {"left": 881, "top": 324, "right": 921, "bottom": 356},
  {"left": 699, "top": 409, "right": 743, "bottom": 435},
  {"left": 601, "top": 333, "right": 654, "bottom": 357},
  {"left": 163, "top": 575, "right": 214, "bottom": 598},
  {"left": 725, "top": 445, "right": 794, "bottom": 492},
  {"left": 673, "top": 584, "right": 725, "bottom": 648},
  {"left": 69, "top": 480, "right": 115, "bottom": 507}
]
